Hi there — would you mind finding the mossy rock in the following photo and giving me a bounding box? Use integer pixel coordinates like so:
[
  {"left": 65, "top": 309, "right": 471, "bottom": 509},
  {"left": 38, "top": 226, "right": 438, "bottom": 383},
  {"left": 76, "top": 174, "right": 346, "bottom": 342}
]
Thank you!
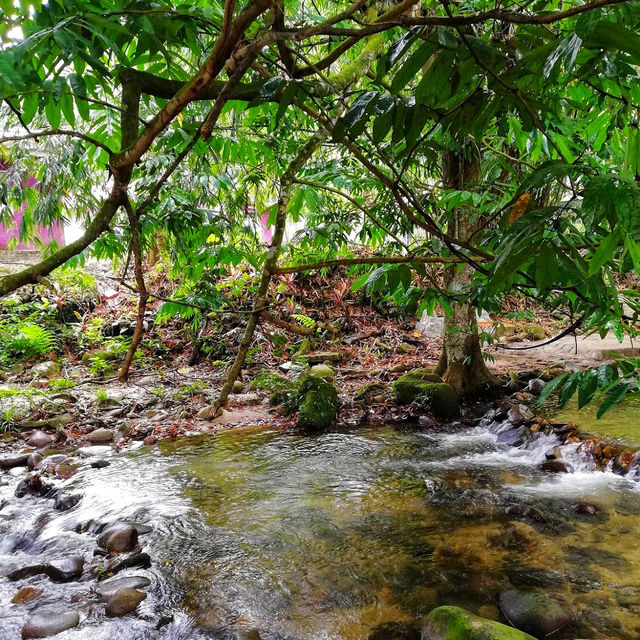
[
  {"left": 392, "top": 370, "right": 459, "bottom": 418},
  {"left": 422, "top": 606, "right": 537, "bottom": 640},
  {"left": 297, "top": 373, "right": 338, "bottom": 431},
  {"left": 309, "top": 364, "right": 335, "bottom": 379}
]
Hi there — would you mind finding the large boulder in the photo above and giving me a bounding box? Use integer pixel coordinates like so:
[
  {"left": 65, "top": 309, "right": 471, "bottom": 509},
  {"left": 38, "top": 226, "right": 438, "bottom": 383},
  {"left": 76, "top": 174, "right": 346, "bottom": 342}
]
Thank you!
[
  {"left": 22, "top": 606, "right": 79, "bottom": 638},
  {"left": 392, "top": 370, "right": 459, "bottom": 418},
  {"left": 498, "top": 590, "right": 571, "bottom": 637},
  {"left": 422, "top": 606, "right": 537, "bottom": 640},
  {"left": 297, "top": 369, "right": 339, "bottom": 430}
]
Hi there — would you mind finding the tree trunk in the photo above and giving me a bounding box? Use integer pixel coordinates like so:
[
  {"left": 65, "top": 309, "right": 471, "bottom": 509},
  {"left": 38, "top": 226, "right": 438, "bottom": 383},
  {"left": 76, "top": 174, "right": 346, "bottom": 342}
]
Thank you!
[{"left": 434, "top": 146, "right": 497, "bottom": 395}]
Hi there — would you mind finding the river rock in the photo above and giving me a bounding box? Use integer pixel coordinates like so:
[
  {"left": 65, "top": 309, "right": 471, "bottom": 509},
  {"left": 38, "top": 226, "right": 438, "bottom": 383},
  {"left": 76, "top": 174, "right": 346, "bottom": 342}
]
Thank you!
[
  {"left": 297, "top": 370, "right": 339, "bottom": 430},
  {"left": 8, "top": 564, "right": 49, "bottom": 581},
  {"left": 31, "top": 361, "right": 61, "bottom": 380},
  {"left": 526, "top": 379, "right": 546, "bottom": 395},
  {"left": 422, "top": 606, "right": 537, "bottom": 639},
  {"left": 571, "top": 501, "right": 599, "bottom": 515},
  {"left": 11, "top": 586, "right": 44, "bottom": 604},
  {"left": 87, "top": 428, "right": 114, "bottom": 443},
  {"left": 109, "top": 551, "right": 151, "bottom": 574},
  {"left": 27, "top": 431, "right": 55, "bottom": 448},
  {"left": 21, "top": 606, "right": 79, "bottom": 638},
  {"left": 0, "top": 453, "right": 30, "bottom": 469},
  {"left": 97, "top": 523, "right": 139, "bottom": 553},
  {"left": 105, "top": 587, "right": 147, "bottom": 617},
  {"left": 507, "top": 404, "right": 534, "bottom": 426},
  {"left": 95, "top": 575, "right": 151, "bottom": 599},
  {"left": 540, "top": 459, "right": 573, "bottom": 473},
  {"left": 15, "top": 474, "right": 54, "bottom": 498},
  {"left": 545, "top": 447, "right": 562, "bottom": 460},
  {"left": 392, "top": 369, "right": 459, "bottom": 418},
  {"left": 90, "top": 459, "right": 111, "bottom": 469},
  {"left": 499, "top": 589, "right": 571, "bottom": 637},
  {"left": 54, "top": 492, "right": 81, "bottom": 511},
  {"left": 27, "top": 453, "right": 44, "bottom": 470},
  {"left": 497, "top": 425, "right": 529, "bottom": 447},
  {"left": 77, "top": 445, "right": 112, "bottom": 457},
  {"left": 46, "top": 556, "right": 84, "bottom": 582}
]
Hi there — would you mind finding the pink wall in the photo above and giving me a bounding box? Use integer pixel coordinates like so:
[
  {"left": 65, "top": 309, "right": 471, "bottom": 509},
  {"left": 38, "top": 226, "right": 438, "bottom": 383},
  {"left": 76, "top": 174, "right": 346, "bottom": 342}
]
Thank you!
[{"left": 0, "top": 170, "right": 65, "bottom": 250}]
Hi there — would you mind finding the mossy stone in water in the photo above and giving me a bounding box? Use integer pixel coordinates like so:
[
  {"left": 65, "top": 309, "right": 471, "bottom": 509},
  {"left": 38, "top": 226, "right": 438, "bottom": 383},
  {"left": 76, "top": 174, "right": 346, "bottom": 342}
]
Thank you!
[
  {"left": 421, "top": 606, "right": 538, "bottom": 640},
  {"left": 297, "top": 372, "right": 338, "bottom": 430},
  {"left": 392, "top": 370, "right": 459, "bottom": 418}
]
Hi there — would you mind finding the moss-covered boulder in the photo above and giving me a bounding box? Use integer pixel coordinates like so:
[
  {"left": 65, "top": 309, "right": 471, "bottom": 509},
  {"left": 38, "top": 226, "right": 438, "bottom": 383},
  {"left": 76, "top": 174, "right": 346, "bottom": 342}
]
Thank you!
[
  {"left": 392, "top": 369, "right": 459, "bottom": 418},
  {"left": 297, "top": 370, "right": 338, "bottom": 430},
  {"left": 421, "top": 606, "right": 537, "bottom": 640}
]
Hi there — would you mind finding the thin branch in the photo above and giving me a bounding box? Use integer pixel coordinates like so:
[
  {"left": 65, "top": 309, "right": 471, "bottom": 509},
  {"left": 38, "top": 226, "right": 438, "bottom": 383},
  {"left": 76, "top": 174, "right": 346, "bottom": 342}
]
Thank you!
[{"left": 0, "top": 129, "right": 113, "bottom": 155}]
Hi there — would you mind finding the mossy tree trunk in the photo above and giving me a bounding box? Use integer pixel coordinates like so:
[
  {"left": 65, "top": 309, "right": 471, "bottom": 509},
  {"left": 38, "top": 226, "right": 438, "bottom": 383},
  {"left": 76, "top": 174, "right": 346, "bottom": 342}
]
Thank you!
[{"left": 434, "top": 146, "right": 497, "bottom": 396}]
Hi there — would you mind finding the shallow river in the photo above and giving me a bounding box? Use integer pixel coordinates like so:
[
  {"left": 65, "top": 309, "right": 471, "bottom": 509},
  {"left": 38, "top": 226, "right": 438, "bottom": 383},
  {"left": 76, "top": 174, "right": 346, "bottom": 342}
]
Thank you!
[{"left": 2, "top": 420, "right": 640, "bottom": 639}]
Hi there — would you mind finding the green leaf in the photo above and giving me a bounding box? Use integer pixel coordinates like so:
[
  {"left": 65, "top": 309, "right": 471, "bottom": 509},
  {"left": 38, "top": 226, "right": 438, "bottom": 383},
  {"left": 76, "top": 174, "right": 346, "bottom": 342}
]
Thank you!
[
  {"left": 333, "top": 91, "right": 377, "bottom": 141},
  {"left": 536, "top": 372, "right": 569, "bottom": 406},
  {"left": 596, "top": 382, "right": 630, "bottom": 419},
  {"left": 588, "top": 228, "right": 622, "bottom": 277},
  {"left": 59, "top": 92, "right": 75, "bottom": 126},
  {"left": 557, "top": 371, "right": 583, "bottom": 408},
  {"left": 577, "top": 368, "right": 598, "bottom": 409},
  {"left": 390, "top": 41, "right": 437, "bottom": 94},
  {"left": 596, "top": 363, "right": 618, "bottom": 390},
  {"left": 21, "top": 92, "right": 38, "bottom": 125},
  {"left": 44, "top": 98, "right": 61, "bottom": 130},
  {"left": 535, "top": 244, "right": 555, "bottom": 291}
]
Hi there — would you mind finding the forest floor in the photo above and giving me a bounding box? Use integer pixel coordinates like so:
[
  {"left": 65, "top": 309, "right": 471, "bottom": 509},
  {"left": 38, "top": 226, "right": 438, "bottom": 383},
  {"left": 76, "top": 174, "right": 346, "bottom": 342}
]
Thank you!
[{"left": 1, "top": 258, "right": 624, "bottom": 450}]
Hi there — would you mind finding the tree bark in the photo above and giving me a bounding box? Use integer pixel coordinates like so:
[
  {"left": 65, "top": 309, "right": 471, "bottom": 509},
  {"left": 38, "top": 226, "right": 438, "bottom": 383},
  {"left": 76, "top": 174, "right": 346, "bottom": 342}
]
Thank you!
[
  {"left": 118, "top": 201, "right": 148, "bottom": 382},
  {"left": 434, "top": 146, "right": 497, "bottom": 395}
]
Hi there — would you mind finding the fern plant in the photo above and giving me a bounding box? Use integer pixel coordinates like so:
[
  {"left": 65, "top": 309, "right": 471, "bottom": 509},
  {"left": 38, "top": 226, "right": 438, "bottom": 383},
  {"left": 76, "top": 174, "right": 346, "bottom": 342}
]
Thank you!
[{"left": 0, "top": 323, "right": 56, "bottom": 363}]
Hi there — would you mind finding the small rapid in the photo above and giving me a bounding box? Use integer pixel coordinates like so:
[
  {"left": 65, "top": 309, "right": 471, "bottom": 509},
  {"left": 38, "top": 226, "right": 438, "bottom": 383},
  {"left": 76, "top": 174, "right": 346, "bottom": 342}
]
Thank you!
[{"left": 2, "top": 419, "right": 640, "bottom": 639}]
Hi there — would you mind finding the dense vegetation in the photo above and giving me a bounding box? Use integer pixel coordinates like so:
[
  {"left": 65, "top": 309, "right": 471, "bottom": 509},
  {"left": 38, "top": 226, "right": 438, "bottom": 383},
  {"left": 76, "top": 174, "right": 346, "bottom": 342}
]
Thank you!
[{"left": 1, "top": 0, "right": 640, "bottom": 413}]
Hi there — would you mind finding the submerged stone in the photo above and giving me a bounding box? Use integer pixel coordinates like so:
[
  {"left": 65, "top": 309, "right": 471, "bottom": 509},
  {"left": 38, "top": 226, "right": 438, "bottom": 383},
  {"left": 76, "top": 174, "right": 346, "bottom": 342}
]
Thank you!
[
  {"left": 392, "top": 370, "right": 459, "bottom": 418},
  {"left": 499, "top": 589, "right": 571, "bottom": 637},
  {"left": 421, "top": 606, "right": 537, "bottom": 640}
]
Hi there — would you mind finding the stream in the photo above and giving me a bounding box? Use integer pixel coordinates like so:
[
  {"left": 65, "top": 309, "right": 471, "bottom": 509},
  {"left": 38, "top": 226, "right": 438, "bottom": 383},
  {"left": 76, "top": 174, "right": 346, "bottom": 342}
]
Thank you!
[{"left": 2, "top": 415, "right": 640, "bottom": 639}]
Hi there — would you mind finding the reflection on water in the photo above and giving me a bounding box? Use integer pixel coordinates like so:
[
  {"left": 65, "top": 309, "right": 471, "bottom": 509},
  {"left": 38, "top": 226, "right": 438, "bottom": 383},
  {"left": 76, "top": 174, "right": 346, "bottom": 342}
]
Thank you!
[{"left": 2, "top": 423, "right": 640, "bottom": 639}]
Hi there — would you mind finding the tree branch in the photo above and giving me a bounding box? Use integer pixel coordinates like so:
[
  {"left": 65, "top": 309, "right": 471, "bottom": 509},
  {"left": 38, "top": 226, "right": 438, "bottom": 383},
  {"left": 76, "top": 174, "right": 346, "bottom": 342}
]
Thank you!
[{"left": 0, "top": 129, "right": 113, "bottom": 155}]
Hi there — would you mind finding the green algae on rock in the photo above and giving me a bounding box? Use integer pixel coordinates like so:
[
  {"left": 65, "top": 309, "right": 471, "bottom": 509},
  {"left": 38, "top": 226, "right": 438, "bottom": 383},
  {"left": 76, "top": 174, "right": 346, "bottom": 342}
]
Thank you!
[
  {"left": 392, "top": 369, "right": 459, "bottom": 418},
  {"left": 421, "top": 606, "right": 538, "bottom": 640}
]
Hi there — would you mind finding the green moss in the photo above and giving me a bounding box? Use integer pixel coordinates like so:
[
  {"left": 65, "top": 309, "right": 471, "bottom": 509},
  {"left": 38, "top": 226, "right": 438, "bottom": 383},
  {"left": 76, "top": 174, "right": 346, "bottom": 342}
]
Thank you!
[
  {"left": 250, "top": 371, "right": 297, "bottom": 406},
  {"left": 392, "top": 370, "right": 459, "bottom": 418},
  {"left": 422, "top": 606, "right": 537, "bottom": 640},
  {"left": 297, "top": 373, "right": 339, "bottom": 430}
]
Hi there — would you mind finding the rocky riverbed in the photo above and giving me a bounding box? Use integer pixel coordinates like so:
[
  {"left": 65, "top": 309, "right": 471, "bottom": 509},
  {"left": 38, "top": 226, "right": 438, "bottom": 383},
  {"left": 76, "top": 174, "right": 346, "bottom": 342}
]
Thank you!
[{"left": 2, "top": 386, "right": 640, "bottom": 639}]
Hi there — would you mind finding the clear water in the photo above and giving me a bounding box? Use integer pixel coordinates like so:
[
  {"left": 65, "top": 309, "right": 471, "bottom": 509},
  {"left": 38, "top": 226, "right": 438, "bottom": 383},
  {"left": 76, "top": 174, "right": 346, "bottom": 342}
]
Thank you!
[
  {"left": 2, "top": 424, "right": 640, "bottom": 639},
  {"left": 544, "top": 396, "right": 640, "bottom": 447}
]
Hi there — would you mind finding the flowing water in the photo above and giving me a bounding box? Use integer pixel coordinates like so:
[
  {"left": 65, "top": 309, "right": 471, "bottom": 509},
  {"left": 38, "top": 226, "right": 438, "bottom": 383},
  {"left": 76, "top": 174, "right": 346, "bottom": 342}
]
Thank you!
[{"left": 2, "top": 421, "right": 640, "bottom": 640}]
